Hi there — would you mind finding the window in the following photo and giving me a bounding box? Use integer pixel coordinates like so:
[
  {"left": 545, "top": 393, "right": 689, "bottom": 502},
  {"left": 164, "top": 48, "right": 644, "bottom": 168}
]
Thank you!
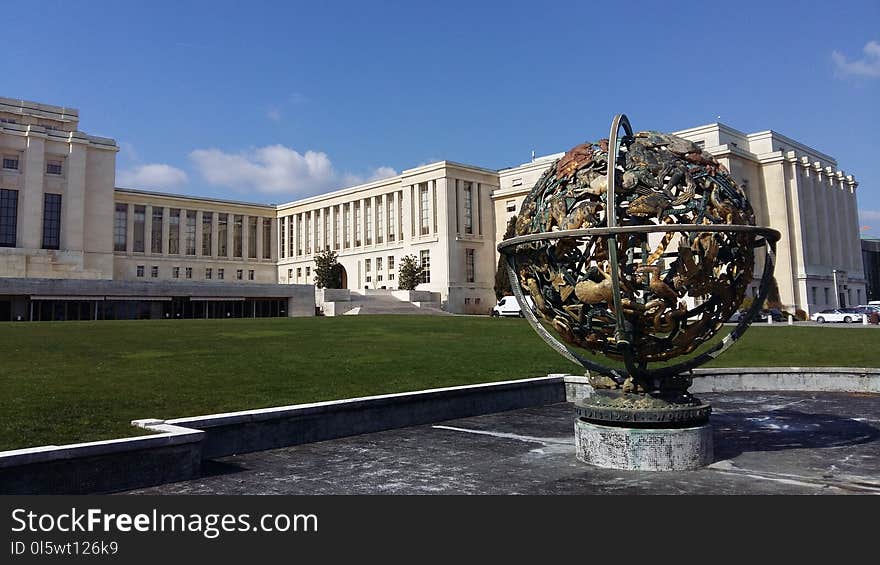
[
  {"left": 475, "top": 298, "right": 481, "bottom": 305},
  {"left": 303, "top": 213, "right": 311, "bottom": 254},
  {"left": 389, "top": 273, "right": 395, "bottom": 281},
  {"left": 248, "top": 217, "right": 258, "bottom": 258},
  {"left": 248, "top": 269, "right": 255, "bottom": 281},
  {"left": 387, "top": 196, "right": 395, "bottom": 242},
  {"left": 466, "top": 248, "right": 475, "bottom": 283},
  {"left": 420, "top": 183, "right": 429, "bottom": 235},
  {"left": 366, "top": 200, "right": 373, "bottom": 245},
  {"left": 289, "top": 216, "right": 295, "bottom": 257},
  {"left": 365, "top": 259, "right": 371, "bottom": 273},
  {"left": 377, "top": 200, "right": 383, "bottom": 244},
  {"left": 46, "top": 159, "right": 63, "bottom": 175},
  {"left": 465, "top": 298, "right": 471, "bottom": 305},
  {"left": 0, "top": 118, "right": 16, "bottom": 124},
  {"left": 287, "top": 268, "right": 293, "bottom": 281},
  {"left": 218, "top": 213, "right": 228, "bottom": 257},
  {"left": 512, "top": 178, "right": 523, "bottom": 187},
  {"left": 185, "top": 211, "right": 196, "bottom": 255},
  {"left": 172, "top": 266, "right": 180, "bottom": 279},
  {"left": 133, "top": 205, "right": 145, "bottom": 252},
  {"left": 0, "top": 189, "right": 18, "bottom": 247},
  {"left": 378, "top": 275, "right": 383, "bottom": 282},
  {"left": 334, "top": 206, "right": 341, "bottom": 250},
  {"left": 344, "top": 205, "right": 351, "bottom": 249},
  {"left": 41, "top": 193, "right": 62, "bottom": 250},
  {"left": 388, "top": 256, "right": 394, "bottom": 270},
  {"left": 824, "top": 287, "right": 830, "bottom": 304},
  {"left": 112, "top": 204, "right": 127, "bottom": 252},
  {"left": 263, "top": 218, "right": 272, "bottom": 259},
  {"left": 205, "top": 268, "right": 213, "bottom": 280},
  {"left": 151, "top": 208, "right": 163, "bottom": 254},
  {"left": 323, "top": 209, "right": 329, "bottom": 251},
  {"left": 218, "top": 268, "right": 225, "bottom": 280},
  {"left": 2, "top": 155, "right": 18, "bottom": 170},
  {"left": 305, "top": 266, "right": 310, "bottom": 278},
  {"left": 136, "top": 265, "right": 144, "bottom": 277},
  {"left": 366, "top": 276, "right": 372, "bottom": 283},
  {"left": 236, "top": 269, "right": 243, "bottom": 280},
  {"left": 420, "top": 250, "right": 431, "bottom": 284},
  {"left": 376, "top": 257, "right": 383, "bottom": 271},
  {"left": 811, "top": 286, "right": 818, "bottom": 304},
  {"left": 296, "top": 267, "right": 302, "bottom": 278},
  {"left": 185, "top": 267, "right": 193, "bottom": 279},
  {"left": 463, "top": 182, "right": 473, "bottom": 234},
  {"left": 858, "top": 289, "right": 863, "bottom": 304},
  {"left": 151, "top": 266, "right": 158, "bottom": 278},
  {"left": 202, "top": 212, "right": 213, "bottom": 256},
  {"left": 354, "top": 203, "right": 361, "bottom": 246},
  {"left": 279, "top": 217, "right": 286, "bottom": 259},
  {"left": 506, "top": 200, "right": 516, "bottom": 213},
  {"left": 169, "top": 209, "right": 180, "bottom": 254},
  {"left": 233, "top": 215, "right": 243, "bottom": 258}
]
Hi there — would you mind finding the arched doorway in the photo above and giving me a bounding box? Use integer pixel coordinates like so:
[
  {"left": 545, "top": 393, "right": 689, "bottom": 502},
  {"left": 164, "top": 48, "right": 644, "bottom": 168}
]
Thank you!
[{"left": 332, "top": 263, "right": 348, "bottom": 289}]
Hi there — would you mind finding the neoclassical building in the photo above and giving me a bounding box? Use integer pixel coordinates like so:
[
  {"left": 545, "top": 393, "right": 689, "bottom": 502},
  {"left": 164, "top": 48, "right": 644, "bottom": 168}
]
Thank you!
[{"left": 0, "top": 96, "right": 866, "bottom": 319}]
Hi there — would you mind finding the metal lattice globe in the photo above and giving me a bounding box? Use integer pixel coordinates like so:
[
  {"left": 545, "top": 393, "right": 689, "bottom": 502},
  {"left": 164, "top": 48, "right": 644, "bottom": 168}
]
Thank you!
[{"left": 499, "top": 115, "right": 780, "bottom": 390}]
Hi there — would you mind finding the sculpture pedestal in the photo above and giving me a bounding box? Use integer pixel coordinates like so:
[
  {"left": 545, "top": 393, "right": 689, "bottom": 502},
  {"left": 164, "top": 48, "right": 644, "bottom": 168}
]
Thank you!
[{"left": 575, "top": 418, "right": 714, "bottom": 471}]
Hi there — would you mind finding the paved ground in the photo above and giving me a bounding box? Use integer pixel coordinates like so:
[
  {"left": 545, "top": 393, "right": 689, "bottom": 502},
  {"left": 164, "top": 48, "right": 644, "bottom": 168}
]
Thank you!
[{"left": 129, "top": 391, "right": 880, "bottom": 495}]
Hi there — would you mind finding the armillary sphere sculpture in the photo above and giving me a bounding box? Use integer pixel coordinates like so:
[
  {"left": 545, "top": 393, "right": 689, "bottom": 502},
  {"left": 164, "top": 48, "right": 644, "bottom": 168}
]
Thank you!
[{"left": 498, "top": 114, "right": 781, "bottom": 428}]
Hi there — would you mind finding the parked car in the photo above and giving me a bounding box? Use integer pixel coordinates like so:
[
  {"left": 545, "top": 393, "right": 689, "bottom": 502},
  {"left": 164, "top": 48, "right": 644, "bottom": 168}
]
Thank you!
[
  {"left": 728, "top": 308, "right": 783, "bottom": 323},
  {"left": 855, "top": 305, "right": 880, "bottom": 315},
  {"left": 810, "top": 308, "right": 864, "bottom": 324},
  {"left": 491, "top": 295, "right": 534, "bottom": 317}
]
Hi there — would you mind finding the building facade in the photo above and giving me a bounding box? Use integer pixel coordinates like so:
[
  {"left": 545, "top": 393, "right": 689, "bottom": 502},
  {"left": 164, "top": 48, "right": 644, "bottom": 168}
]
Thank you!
[
  {"left": 0, "top": 97, "right": 867, "bottom": 319},
  {"left": 494, "top": 124, "right": 866, "bottom": 315}
]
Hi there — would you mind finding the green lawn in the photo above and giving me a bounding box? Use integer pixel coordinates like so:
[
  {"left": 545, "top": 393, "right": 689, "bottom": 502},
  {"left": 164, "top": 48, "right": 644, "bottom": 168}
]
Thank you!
[{"left": 1, "top": 316, "right": 878, "bottom": 451}]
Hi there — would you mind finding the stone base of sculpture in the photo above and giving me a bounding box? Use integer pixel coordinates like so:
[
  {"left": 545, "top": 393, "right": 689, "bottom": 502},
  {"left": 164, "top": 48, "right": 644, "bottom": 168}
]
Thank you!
[{"left": 574, "top": 418, "right": 714, "bottom": 471}]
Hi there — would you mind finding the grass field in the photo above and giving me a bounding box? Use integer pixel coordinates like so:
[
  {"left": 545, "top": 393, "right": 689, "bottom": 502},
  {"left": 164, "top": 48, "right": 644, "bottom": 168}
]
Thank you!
[{"left": 1, "top": 316, "right": 878, "bottom": 451}]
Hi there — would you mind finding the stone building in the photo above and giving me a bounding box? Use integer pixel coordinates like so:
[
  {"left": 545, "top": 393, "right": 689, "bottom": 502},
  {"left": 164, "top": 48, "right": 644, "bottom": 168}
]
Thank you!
[{"left": 0, "top": 96, "right": 866, "bottom": 319}]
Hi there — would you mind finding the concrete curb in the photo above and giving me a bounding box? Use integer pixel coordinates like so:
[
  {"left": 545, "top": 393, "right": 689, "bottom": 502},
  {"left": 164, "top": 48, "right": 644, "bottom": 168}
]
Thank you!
[{"left": 1, "top": 368, "right": 877, "bottom": 494}]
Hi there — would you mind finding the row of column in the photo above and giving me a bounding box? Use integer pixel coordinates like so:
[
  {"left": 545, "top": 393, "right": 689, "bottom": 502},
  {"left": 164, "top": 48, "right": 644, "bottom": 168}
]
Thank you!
[
  {"left": 280, "top": 191, "right": 403, "bottom": 259},
  {"left": 122, "top": 205, "right": 276, "bottom": 262}
]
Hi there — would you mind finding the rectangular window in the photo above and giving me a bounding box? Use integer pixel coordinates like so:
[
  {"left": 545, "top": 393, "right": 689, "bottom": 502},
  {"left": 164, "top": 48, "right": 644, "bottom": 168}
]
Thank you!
[
  {"left": 420, "top": 250, "right": 431, "bottom": 284},
  {"left": 202, "top": 212, "right": 213, "bottom": 256},
  {"left": 169, "top": 209, "right": 180, "bottom": 254},
  {"left": 323, "top": 209, "right": 329, "bottom": 251},
  {"left": 824, "top": 287, "right": 829, "bottom": 304},
  {"left": 420, "top": 183, "right": 429, "bottom": 235},
  {"left": 172, "top": 266, "right": 180, "bottom": 279},
  {"left": 466, "top": 248, "right": 475, "bottom": 283},
  {"left": 132, "top": 205, "right": 145, "bottom": 252},
  {"left": 218, "top": 213, "right": 228, "bottom": 257},
  {"left": 366, "top": 200, "right": 373, "bottom": 245},
  {"left": 389, "top": 273, "right": 395, "bottom": 281},
  {"left": 296, "top": 267, "right": 302, "bottom": 278},
  {"left": 112, "top": 204, "right": 127, "bottom": 252},
  {"left": 185, "top": 267, "right": 192, "bottom": 279},
  {"left": 811, "top": 286, "right": 818, "bottom": 304},
  {"left": 218, "top": 268, "right": 224, "bottom": 280},
  {"left": 305, "top": 266, "right": 310, "bottom": 278},
  {"left": 248, "top": 217, "right": 258, "bottom": 258},
  {"left": 344, "top": 205, "right": 351, "bottom": 249},
  {"left": 334, "top": 206, "right": 341, "bottom": 250},
  {"left": 506, "top": 199, "right": 516, "bottom": 213},
  {"left": 248, "top": 269, "right": 255, "bottom": 281},
  {"left": 365, "top": 258, "right": 371, "bottom": 272},
  {"left": 0, "top": 188, "right": 18, "bottom": 247},
  {"left": 185, "top": 211, "right": 196, "bottom": 255},
  {"left": 388, "top": 255, "right": 394, "bottom": 270},
  {"left": 376, "top": 257, "right": 383, "bottom": 271},
  {"left": 205, "top": 267, "right": 213, "bottom": 280},
  {"left": 378, "top": 275, "right": 383, "bottom": 282},
  {"left": 354, "top": 203, "right": 361, "bottom": 247},
  {"left": 151, "top": 265, "right": 158, "bottom": 278},
  {"left": 279, "top": 217, "right": 286, "bottom": 259},
  {"left": 303, "top": 213, "right": 311, "bottom": 254},
  {"left": 366, "top": 275, "right": 372, "bottom": 283},
  {"left": 287, "top": 268, "right": 293, "bottom": 281},
  {"left": 463, "top": 182, "right": 473, "bottom": 234},
  {"left": 41, "top": 193, "right": 62, "bottom": 250},
  {"left": 465, "top": 298, "right": 470, "bottom": 305},
  {"left": 236, "top": 269, "right": 243, "bottom": 280},
  {"left": 2, "top": 155, "right": 18, "bottom": 170},
  {"left": 288, "top": 216, "right": 295, "bottom": 257},
  {"left": 233, "top": 215, "right": 243, "bottom": 258},
  {"left": 387, "top": 196, "right": 395, "bottom": 242},
  {"left": 136, "top": 265, "right": 144, "bottom": 277},
  {"left": 377, "top": 201, "right": 384, "bottom": 244},
  {"left": 263, "top": 218, "right": 272, "bottom": 259},
  {"left": 46, "top": 159, "right": 63, "bottom": 175},
  {"left": 151, "top": 208, "right": 163, "bottom": 254}
]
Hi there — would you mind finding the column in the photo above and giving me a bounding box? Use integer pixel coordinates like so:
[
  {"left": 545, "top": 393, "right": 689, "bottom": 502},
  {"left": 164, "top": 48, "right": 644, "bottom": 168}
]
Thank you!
[
  {"left": 20, "top": 132, "right": 46, "bottom": 249},
  {"left": 195, "top": 210, "right": 204, "bottom": 256},
  {"left": 63, "top": 140, "right": 87, "bottom": 252}
]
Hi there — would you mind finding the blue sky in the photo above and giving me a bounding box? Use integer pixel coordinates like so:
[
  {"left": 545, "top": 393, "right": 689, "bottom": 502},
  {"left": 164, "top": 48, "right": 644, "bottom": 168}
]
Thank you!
[{"left": 5, "top": 1, "right": 879, "bottom": 232}]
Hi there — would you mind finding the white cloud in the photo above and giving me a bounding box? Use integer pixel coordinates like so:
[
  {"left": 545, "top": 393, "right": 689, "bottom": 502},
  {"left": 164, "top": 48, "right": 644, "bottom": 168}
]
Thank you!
[
  {"left": 189, "top": 144, "right": 397, "bottom": 198},
  {"left": 267, "top": 107, "right": 282, "bottom": 122},
  {"left": 859, "top": 209, "right": 880, "bottom": 224},
  {"left": 832, "top": 40, "right": 880, "bottom": 78},
  {"left": 117, "top": 163, "right": 188, "bottom": 189}
]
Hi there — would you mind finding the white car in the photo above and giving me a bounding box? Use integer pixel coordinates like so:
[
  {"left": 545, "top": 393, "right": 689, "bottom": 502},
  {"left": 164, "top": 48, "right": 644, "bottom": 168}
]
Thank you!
[
  {"left": 810, "top": 309, "right": 864, "bottom": 324},
  {"left": 491, "top": 295, "right": 534, "bottom": 317}
]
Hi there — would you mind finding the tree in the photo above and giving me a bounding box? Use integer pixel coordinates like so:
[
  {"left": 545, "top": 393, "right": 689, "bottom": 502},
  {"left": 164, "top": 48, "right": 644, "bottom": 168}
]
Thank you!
[
  {"left": 398, "top": 254, "right": 421, "bottom": 291},
  {"left": 314, "top": 249, "right": 343, "bottom": 289},
  {"left": 494, "top": 215, "right": 518, "bottom": 299}
]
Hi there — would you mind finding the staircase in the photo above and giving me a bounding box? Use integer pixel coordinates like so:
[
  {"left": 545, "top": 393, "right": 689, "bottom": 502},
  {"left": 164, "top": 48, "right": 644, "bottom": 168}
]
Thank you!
[{"left": 327, "top": 291, "right": 448, "bottom": 316}]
